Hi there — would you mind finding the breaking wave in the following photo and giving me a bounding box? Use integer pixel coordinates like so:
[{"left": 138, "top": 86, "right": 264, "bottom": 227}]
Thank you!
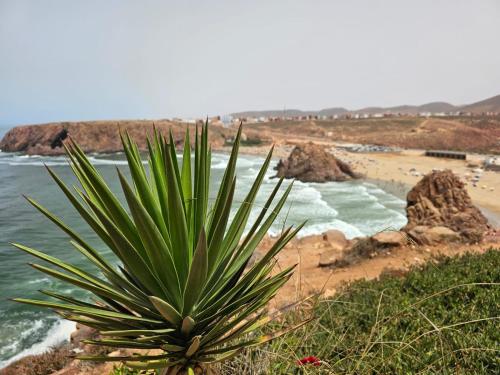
[
  {"left": 0, "top": 319, "right": 75, "bottom": 368},
  {"left": 0, "top": 153, "right": 133, "bottom": 166},
  {"left": 0, "top": 151, "right": 408, "bottom": 366}
]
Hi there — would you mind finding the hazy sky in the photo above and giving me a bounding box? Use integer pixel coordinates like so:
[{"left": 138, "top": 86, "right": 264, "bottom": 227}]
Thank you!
[{"left": 1, "top": 0, "right": 499, "bottom": 125}]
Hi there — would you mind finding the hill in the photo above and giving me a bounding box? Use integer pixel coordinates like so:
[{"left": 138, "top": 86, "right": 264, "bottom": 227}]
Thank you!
[
  {"left": 231, "top": 94, "right": 500, "bottom": 117},
  {"left": 462, "top": 94, "right": 500, "bottom": 113},
  {"left": 246, "top": 116, "right": 500, "bottom": 154},
  {"left": 229, "top": 107, "right": 349, "bottom": 118}
]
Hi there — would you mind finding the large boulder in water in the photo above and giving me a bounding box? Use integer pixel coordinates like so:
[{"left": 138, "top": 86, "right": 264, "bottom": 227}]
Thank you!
[
  {"left": 274, "top": 142, "right": 360, "bottom": 182},
  {"left": 403, "top": 170, "right": 489, "bottom": 243}
]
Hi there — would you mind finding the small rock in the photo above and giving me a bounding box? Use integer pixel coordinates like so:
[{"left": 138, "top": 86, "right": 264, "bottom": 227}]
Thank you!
[
  {"left": 71, "top": 323, "right": 98, "bottom": 349},
  {"left": 371, "top": 231, "right": 406, "bottom": 248},
  {"left": 323, "top": 288, "right": 337, "bottom": 298},
  {"left": 318, "top": 250, "right": 344, "bottom": 267},
  {"left": 322, "top": 229, "right": 348, "bottom": 250}
]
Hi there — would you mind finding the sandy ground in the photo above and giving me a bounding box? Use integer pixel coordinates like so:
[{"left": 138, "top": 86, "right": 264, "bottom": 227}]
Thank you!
[{"left": 267, "top": 235, "right": 499, "bottom": 307}]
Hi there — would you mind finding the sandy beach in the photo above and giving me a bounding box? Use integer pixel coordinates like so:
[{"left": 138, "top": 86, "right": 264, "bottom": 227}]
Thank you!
[
  {"left": 343, "top": 150, "right": 500, "bottom": 214},
  {"left": 234, "top": 143, "right": 500, "bottom": 219}
]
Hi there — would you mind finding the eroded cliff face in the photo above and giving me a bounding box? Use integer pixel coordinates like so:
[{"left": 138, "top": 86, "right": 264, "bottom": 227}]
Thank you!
[{"left": 0, "top": 120, "right": 233, "bottom": 155}]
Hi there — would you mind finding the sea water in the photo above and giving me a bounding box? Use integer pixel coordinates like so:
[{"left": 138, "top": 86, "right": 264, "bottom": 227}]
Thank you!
[{"left": 0, "top": 151, "right": 407, "bottom": 367}]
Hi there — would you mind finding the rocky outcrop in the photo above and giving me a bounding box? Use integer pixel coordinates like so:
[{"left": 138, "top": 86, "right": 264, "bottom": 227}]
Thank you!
[
  {"left": 275, "top": 142, "right": 361, "bottom": 182},
  {"left": 403, "top": 170, "right": 489, "bottom": 243},
  {"left": 0, "top": 120, "right": 234, "bottom": 155},
  {"left": 319, "top": 250, "right": 346, "bottom": 267},
  {"left": 322, "top": 229, "right": 349, "bottom": 250},
  {"left": 407, "top": 225, "right": 461, "bottom": 245}
]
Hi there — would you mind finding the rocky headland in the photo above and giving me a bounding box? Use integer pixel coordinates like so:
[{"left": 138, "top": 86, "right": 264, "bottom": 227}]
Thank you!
[{"left": 0, "top": 120, "right": 238, "bottom": 156}]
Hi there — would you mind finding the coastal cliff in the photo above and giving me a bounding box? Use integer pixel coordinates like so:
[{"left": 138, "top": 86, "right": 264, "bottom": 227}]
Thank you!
[{"left": 0, "top": 120, "right": 234, "bottom": 155}]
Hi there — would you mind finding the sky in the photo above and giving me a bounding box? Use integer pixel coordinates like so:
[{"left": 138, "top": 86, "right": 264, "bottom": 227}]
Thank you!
[{"left": 1, "top": 0, "right": 500, "bottom": 126}]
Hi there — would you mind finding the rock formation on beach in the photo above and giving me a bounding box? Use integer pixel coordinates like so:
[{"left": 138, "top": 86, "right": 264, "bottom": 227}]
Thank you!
[
  {"left": 274, "top": 142, "right": 361, "bottom": 182},
  {"left": 0, "top": 120, "right": 235, "bottom": 156},
  {"left": 403, "top": 170, "right": 490, "bottom": 243}
]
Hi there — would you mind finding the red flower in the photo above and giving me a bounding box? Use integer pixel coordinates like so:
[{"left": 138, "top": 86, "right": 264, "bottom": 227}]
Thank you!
[{"left": 297, "top": 356, "right": 321, "bottom": 366}]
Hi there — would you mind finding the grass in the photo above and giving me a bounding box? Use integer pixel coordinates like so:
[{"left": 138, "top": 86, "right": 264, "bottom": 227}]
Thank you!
[
  {"left": 219, "top": 249, "right": 500, "bottom": 374},
  {"left": 108, "top": 250, "right": 499, "bottom": 374}
]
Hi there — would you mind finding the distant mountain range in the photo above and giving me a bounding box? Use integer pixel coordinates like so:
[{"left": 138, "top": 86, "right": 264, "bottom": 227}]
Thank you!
[{"left": 231, "top": 94, "right": 500, "bottom": 118}]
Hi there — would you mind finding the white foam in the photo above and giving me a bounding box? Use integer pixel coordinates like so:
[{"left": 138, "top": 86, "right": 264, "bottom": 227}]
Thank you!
[
  {"left": 289, "top": 185, "right": 338, "bottom": 217},
  {"left": 27, "top": 277, "right": 50, "bottom": 285},
  {"left": 211, "top": 160, "right": 229, "bottom": 169},
  {"left": 0, "top": 320, "right": 44, "bottom": 360},
  {"left": 87, "top": 156, "right": 130, "bottom": 165},
  {"left": 0, "top": 319, "right": 76, "bottom": 368},
  {"left": 236, "top": 157, "right": 259, "bottom": 169},
  {"left": 268, "top": 219, "right": 365, "bottom": 239},
  {"left": 0, "top": 154, "right": 138, "bottom": 166},
  {"left": 296, "top": 220, "right": 365, "bottom": 239},
  {"left": 210, "top": 154, "right": 260, "bottom": 170}
]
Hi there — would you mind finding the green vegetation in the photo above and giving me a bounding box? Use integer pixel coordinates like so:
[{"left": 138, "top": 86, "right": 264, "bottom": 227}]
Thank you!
[
  {"left": 110, "top": 365, "right": 145, "bottom": 375},
  {"left": 218, "top": 250, "right": 500, "bottom": 374},
  {"left": 224, "top": 137, "right": 263, "bottom": 147},
  {"left": 12, "top": 124, "right": 305, "bottom": 374},
  {"left": 109, "top": 251, "right": 499, "bottom": 374}
]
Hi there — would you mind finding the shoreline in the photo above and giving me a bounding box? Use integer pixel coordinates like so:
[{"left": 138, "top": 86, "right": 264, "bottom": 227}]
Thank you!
[
  {"left": 3, "top": 145, "right": 499, "bottom": 227},
  {"left": 2, "top": 144, "right": 499, "bottom": 222},
  {"left": 1, "top": 145, "right": 499, "bottom": 371},
  {"left": 365, "top": 176, "right": 500, "bottom": 229},
  {"left": 236, "top": 144, "right": 500, "bottom": 215}
]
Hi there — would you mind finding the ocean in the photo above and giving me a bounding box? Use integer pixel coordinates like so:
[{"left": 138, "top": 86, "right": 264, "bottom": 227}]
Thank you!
[{"left": 0, "top": 150, "right": 407, "bottom": 367}]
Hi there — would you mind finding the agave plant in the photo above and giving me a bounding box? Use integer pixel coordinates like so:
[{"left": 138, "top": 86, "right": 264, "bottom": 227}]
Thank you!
[{"left": 13, "top": 124, "right": 308, "bottom": 374}]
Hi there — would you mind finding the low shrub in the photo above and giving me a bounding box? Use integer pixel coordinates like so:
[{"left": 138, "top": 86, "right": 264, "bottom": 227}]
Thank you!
[{"left": 220, "top": 250, "right": 500, "bottom": 374}]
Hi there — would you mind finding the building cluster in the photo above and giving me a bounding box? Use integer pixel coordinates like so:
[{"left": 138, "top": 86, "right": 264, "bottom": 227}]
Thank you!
[
  {"left": 167, "top": 111, "right": 499, "bottom": 127},
  {"left": 230, "top": 111, "right": 499, "bottom": 125}
]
